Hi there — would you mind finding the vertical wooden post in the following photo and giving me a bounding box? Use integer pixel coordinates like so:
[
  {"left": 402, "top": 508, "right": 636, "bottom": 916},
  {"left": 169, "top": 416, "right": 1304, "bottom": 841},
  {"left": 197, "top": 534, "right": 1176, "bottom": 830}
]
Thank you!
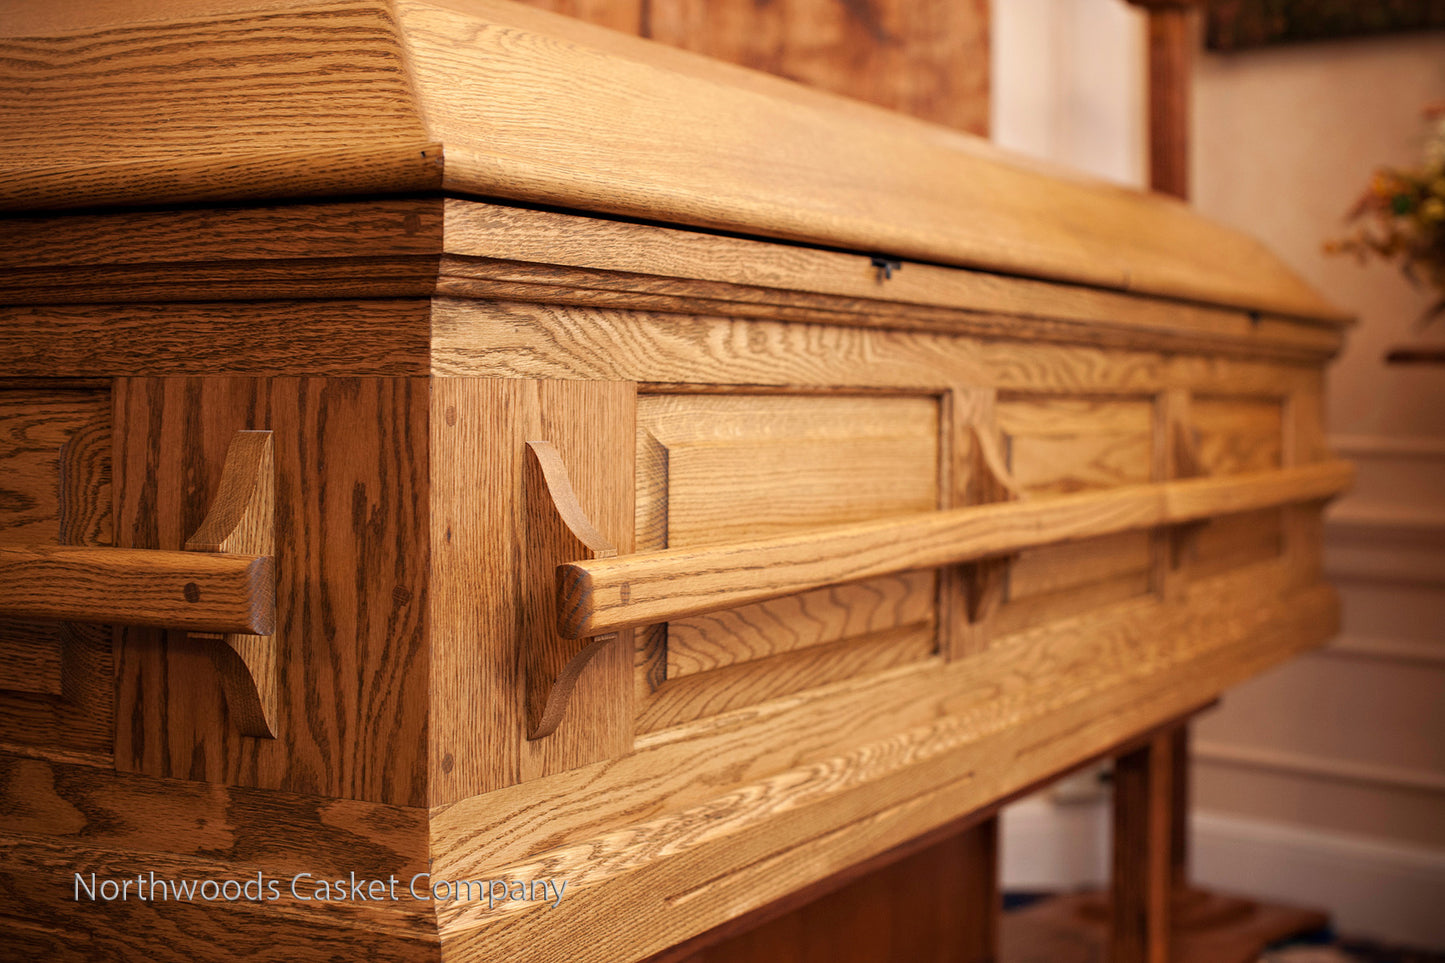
[
  {"left": 1141, "top": 3, "right": 1194, "bottom": 199},
  {"left": 1111, "top": 734, "right": 1176, "bottom": 963},
  {"left": 1125, "top": 7, "right": 1198, "bottom": 961}
]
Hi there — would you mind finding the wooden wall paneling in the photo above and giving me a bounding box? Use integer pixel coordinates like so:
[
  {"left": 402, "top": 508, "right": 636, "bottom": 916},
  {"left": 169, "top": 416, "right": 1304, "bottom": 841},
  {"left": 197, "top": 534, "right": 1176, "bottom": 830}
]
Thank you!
[
  {"left": 429, "top": 377, "right": 634, "bottom": 804},
  {"left": 633, "top": 0, "right": 990, "bottom": 136},
  {"left": 112, "top": 377, "right": 430, "bottom": 807},
  {"left": 0, "top": 385, "right": 113, "bottom": 762}
]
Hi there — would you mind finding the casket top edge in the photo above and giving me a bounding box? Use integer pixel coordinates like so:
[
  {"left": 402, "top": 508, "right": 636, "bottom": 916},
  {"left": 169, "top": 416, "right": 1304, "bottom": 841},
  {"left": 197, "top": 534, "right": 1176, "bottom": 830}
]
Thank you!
[{"left": 0, "top": 0, "right": 1352, "bottom": 326}]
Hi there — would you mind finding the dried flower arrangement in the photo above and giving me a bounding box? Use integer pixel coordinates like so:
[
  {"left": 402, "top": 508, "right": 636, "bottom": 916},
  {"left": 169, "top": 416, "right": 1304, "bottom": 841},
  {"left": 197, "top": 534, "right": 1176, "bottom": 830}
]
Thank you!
[{"left": 1327, "top": 103, "right": 1445, "bottom": 327}]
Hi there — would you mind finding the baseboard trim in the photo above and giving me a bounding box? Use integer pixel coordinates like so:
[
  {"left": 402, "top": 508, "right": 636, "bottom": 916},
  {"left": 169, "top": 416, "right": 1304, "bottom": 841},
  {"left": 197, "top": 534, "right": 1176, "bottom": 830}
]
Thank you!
[
  {"left": 1194, "top": 740, "right": 1445, "bottom": 795},
  {"left": 1194, "top": 811, "right": 1445, "bottom": 950}
]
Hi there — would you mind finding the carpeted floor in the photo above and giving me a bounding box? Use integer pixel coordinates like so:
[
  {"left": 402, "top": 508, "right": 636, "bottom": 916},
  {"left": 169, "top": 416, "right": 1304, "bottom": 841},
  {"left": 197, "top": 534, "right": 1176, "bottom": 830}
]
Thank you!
[{"left": 1261, "top": 935, "right": 1445, "bottom": 963}]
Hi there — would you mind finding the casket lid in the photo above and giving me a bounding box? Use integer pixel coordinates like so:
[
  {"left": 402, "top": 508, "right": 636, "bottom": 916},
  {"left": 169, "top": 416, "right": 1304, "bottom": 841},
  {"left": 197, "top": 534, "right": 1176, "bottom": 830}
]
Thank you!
[{"left": 0, "top": 0, "right": 1349, "bottom": 325}]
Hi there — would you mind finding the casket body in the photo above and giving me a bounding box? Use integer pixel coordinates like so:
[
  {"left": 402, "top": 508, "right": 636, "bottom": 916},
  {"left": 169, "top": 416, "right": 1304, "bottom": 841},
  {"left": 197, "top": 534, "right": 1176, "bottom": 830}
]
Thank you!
[{"left": 0, "top": 2, "right": 1351, "bottom": 959}]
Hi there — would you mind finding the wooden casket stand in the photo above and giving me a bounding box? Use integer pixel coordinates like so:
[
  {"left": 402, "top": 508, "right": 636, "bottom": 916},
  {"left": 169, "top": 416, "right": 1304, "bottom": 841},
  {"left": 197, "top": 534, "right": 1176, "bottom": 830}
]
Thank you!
[{"left": 0, "top": 1, "right": 1351, "bottom": 960}]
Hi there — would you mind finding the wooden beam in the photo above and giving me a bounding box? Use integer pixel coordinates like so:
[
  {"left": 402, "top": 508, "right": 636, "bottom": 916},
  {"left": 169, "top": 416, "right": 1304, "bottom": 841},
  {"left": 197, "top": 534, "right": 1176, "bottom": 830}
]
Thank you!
[
  {"left": 1112, "top": 733, "right": 1177, "bottom": 963},
  {"left": 0, "top": 543, "right": 273, "bottom": 635},
  {"left": 558, "top": 460, "right": 1352, "bottom": 638}
]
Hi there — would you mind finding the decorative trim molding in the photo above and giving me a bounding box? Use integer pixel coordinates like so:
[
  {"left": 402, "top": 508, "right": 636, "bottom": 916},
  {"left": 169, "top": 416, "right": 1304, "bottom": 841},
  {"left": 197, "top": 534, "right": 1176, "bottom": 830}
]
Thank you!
[
  {"left": 1194, "top": 811, "right": 1445, "bottom": 948},
  {"left": 1320, "top": 634, "right": 1445, "bottom": 668},
  {"left": 1329, "top": 434, "right": 1445, "bottom": 460},
  {"left": 1194, "top": 740, "right": 1445, "bottom": 795}
]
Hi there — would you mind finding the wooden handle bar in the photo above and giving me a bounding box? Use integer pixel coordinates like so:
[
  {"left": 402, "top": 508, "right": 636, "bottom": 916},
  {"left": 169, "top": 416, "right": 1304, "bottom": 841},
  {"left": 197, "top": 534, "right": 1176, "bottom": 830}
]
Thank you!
[
  {"left": 0, "top": 544, "right": 274, "bottom": 635},
  {"left": 558, "top": 460, "right": 1353, "bottom": 638}
]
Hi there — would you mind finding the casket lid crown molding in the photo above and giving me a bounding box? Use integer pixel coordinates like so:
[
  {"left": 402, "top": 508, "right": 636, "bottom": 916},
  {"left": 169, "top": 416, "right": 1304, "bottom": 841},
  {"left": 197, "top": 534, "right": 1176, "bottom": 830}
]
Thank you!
[{"left": 0, "top": 0, "right": 1349, "bottom": 325}]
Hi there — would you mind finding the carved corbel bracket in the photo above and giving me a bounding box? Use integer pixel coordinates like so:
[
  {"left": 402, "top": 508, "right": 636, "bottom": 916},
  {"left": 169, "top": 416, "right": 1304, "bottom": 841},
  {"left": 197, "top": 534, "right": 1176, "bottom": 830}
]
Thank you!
[
  {"left": 524, "top": 440, "right": 618, "bottom": 741},
  {"left": 184, "top": 431, "right": 277, "bottom": 738},
  {"left": 964, "top": 425, "right": 1026, "bottom": 625}
]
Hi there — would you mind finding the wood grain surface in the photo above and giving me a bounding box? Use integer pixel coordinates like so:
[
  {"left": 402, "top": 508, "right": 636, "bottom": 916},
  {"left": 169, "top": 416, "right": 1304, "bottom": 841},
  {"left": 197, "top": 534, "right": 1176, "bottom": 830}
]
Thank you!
[
  {"left": 184, "top": 431, "right": 279, "bottom": 738},
  {"left": 0, "top": 385, "right": 113, "bottom": 762},
  {"left": 1, "top": 0, "right": 1346, "bottom": 321},
  {"left": 430, "top": 298, "right": 1330, "bottom": 395},
  {"left": 428, "top": 378, "right": 635, "bottom": 804},
  {"left": 428, "top": 569, "right": 1339, "bottom": 961},
  {"left": 0, "top": 755, "right": 435, "bottom": 961},
  {"left": 439, "top": 202, "right": 1345, "bottom": 363},
  {"left": 112, "top": 377, "right": 430, "bottom": 807},
  {"left": 559, "top": 460, "right": 1353, "bottom": 638},
  {"left": 0, "top": 545, "right": 272, "bottom": 635}
]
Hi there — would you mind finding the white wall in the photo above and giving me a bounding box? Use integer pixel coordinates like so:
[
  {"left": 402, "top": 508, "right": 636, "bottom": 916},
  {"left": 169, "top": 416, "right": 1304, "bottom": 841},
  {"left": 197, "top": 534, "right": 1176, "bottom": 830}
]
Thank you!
[
  {"left": 992, "top": 5, "right": 1445, "bottom": 948},
  {"left": 1191, "top": 29, "right": 1445, "bottom": 950},
  {"left": 991, "top": 0, "right": 1145, "bottom": 894},
  {"left": 991, "top": 0, "right": 1145, "bottom": 188}
]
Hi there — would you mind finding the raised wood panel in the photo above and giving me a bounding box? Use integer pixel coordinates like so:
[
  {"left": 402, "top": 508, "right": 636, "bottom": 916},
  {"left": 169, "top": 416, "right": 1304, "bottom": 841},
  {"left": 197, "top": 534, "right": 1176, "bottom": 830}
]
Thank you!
[
  {"left": 1189, "top": 396, "right": 1286, "bottom": 580},
  {"left": 638, "top": 624, "right": 938, "bottom": 734},
  {"left": 997, "top": 394, "right": 1156, "bottom": 634},
  {"left": 666, "top": 572, "right": 937, "bottom": 678},
  {"left": 637, "top": 392, "right": 941, "bottom": 544},
  {"left": 0, "top": 388, "right": 110, "bottom": 543},
  {"left": 111, "top": 377, "right": 430, "bottom": 807},
  {"left": 1193, "top": 396, "right": 1283, "bottom": 475},
  {"left": 429, "top": 377, "right": 636, "bottom": 803},
  {"left": 635, "top": 391, "right": 942, "bottom": 728},
  {"left": 0, "top": 384, "right": 113, "bottom": 760}
]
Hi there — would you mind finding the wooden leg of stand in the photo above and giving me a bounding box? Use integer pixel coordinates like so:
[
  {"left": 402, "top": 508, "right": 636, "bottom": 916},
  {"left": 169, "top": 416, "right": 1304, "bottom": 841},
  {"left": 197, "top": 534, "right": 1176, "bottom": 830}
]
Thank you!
[
  {"left": 1112, "top": 731, "right": 1176, "bottom": 963},
  {"left": 1171, "top": 724, "right": 1191, "bottom": 891}
]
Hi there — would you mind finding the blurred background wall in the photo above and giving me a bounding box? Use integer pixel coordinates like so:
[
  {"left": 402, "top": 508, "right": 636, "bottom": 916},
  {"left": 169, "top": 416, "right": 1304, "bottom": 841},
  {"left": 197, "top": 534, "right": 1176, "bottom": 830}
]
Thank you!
[
  {"left": 993, "top": 1, "right": 1445, "bottom": 947},
  {"left": 510, "top": 0, "right": 1445, "bottom": 946}
]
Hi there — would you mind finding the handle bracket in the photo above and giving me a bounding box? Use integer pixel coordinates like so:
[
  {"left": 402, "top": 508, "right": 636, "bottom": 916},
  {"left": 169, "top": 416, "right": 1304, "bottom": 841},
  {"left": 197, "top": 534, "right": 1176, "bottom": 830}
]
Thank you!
[
  {"left": 963, "top": 425, "right": 1025, "bottom": 625},
  {"left": 184, "top": 431, "right": 277, "bottom": 738},
  {"left": 524, "top": 440, "right": 618, "bottom": 741}
]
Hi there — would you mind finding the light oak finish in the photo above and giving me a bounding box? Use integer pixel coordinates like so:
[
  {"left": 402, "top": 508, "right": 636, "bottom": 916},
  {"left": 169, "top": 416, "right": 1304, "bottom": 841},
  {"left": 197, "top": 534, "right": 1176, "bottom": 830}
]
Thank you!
[
  {"left": 184, "top": 431, "right": 278, "bottom": 738},
  {"left": 0, "top": 545, "right": 272, "bottom": 635},
  {"left": 112, "top": 376, "right": 431, "bottom": 808},
  {"left": 0, "top": 3, "right": 1352, "bottom": 959},
  {"left": 558, "top": 461, "right": 1353, "bottom": 639},
  {"left": 1, "top": 0, "right": 1349, "bottom": 323},
  {"left": 524, "top": 440, "right": 620, "bottom": 740}
]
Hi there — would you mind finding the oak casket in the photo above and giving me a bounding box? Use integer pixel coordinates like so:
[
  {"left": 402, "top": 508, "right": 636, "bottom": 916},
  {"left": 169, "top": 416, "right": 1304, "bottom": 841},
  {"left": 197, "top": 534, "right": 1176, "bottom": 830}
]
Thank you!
[{"left": 0, "top": 1, "right": 1351, "bottom": 959}]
